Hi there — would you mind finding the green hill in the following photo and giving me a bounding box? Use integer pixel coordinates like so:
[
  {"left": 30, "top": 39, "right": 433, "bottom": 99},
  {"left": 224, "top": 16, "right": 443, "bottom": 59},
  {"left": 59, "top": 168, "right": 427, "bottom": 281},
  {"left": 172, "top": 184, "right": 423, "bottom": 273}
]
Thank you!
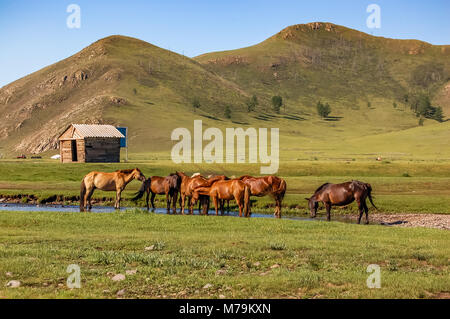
[
  {"left": 0, "top": 23, "right": 449, "bottom": 159},
  {"left": 0, "top": 36, "right": 250, "bottom": 154}
]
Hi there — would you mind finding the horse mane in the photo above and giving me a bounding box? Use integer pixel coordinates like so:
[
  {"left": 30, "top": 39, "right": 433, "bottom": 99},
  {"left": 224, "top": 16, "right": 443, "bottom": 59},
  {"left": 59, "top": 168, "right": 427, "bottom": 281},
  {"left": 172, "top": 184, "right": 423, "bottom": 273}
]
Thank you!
[
  {"left": 238, "top": 175, "right": 253, "bottom": 180},
  {"left": 116, "top": 168, "right": 137, "bottom": 174},
  {"left": 314, "top": 183, "right": 330, "bottom": 193}
]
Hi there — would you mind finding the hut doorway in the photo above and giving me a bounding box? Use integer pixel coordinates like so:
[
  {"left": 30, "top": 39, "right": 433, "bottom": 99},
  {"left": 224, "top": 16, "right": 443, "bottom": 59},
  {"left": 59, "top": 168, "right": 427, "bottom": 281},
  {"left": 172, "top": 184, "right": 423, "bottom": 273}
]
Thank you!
[{"left": 71, "top": 140, "right": 78, "bottom": 162}]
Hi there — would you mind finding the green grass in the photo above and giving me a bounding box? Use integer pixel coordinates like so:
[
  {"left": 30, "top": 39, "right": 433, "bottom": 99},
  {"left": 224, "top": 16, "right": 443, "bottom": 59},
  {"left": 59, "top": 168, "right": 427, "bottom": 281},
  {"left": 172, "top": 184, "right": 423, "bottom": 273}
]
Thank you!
[
  {"left": 1, "top": 160, "right": 450, "bottom": 214},
  {"left": 0, "top": 210, "right": 448, "bottom": 299}
]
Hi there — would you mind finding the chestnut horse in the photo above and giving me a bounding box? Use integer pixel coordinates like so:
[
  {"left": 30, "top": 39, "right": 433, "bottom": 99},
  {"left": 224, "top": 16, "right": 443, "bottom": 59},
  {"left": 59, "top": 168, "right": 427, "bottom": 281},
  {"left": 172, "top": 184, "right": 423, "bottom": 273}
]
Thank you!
[
  {"left": 176, "top": 172, "right": 227, "bottom": 215},
  {"left": 133, "top": 174, "right": 181, "bottom": 213},
  {"left": 238, "top": 175, "right": 287, "bottom": 218},
  {"left": 80, "top": 168, "right": 146, "bottom": 212},
  {"left": 192, "top": 180, "right": 251, "bottom": 217},
  {"left": 306, "top": 180, "right": 377, "bottom": 224}
]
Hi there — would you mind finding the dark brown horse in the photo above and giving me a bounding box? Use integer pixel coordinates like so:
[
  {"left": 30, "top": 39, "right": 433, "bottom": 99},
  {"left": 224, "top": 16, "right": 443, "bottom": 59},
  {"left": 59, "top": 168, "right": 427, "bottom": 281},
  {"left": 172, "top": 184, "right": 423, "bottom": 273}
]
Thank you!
[
  {"left": 80, "top": 168, "right": 146, "bottom": 212},
  {"left": 238, "top": 175, "right": 287, "bottom": 218},
  {"left": 176, "top": 172, "right": 227, "bottom": 215},
  {"left": 133, "top": 174, "right": 181, "bottom": 214},
  {"left": 306, "top": 180, "right": 377, "bottom": 224},
  {"left": 192, "top": 179, "right": 251, "bottom": 217}
]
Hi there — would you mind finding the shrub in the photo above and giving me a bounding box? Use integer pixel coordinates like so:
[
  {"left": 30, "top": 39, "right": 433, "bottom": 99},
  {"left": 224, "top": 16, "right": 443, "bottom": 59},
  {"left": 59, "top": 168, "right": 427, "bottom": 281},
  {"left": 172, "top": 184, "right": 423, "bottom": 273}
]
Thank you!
[
  {"left": 246, "top": 95, "right": 258, "bottom": 112},
  {"left": 316, "top": 101, "right": 331, "bottom": 118},
  {"left": 192, "top": 98, "right": 201, "bottom": 111},
  {"left": 271, "top": 95, "right": 283, "bottom": 113},
  {"left": 224, "top": 106, "right": 232, "bottom": 119}
]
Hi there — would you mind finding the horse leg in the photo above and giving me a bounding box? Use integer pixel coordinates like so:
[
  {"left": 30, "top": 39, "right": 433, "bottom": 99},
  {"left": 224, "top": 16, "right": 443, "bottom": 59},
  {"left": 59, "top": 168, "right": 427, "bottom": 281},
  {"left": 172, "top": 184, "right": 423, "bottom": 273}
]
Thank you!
[
  {"left": 363, "top": 200, "right": 369, "bottom": 225},
  {"left": 277, "top": 196, "right": 282, "bottom": 218},
  {"left": 325, "top": 202, "right": 332, "bottom": 221},
  {"left": 145, "top": 191, "right": 150, "bottom": 211},
  {"left": 357, "top": 199, "right": 364, "bottom": 224},
  {"left": 150, "top": 192, "right": 156, "bottom": 211},
  {"left": 166, "top": 193, "right": 171, "bottom": 214},
  {"left": 188, "top": 196, "right": 194, "bottom": 215},
  {"left": 212, "top": 196, "right": 219, "bottom": 216},
  {"left": 219, "top": 200, "right": 224, "bottom": 215},
  {"left": 179, "top": 194, "right": 185, "bottom": 214},
  {"left": 116, "top": 189, "right": 123, "bottom": 210},
  {"left": 172, "top": 192, "right": 178, "bottom": 214},
  {"left": 85, "top": 187, "right": 95, "bottom": 212},
  {"left": 236, "top": 196, "right": 243, "bottom": 217}
]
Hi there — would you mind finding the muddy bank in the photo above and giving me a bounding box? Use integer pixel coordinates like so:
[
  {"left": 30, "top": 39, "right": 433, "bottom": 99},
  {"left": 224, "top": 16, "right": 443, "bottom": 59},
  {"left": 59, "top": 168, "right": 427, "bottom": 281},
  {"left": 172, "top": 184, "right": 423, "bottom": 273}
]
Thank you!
[
  {"left": 369, "top": 213, "right": 450, "bottom": 230},
  {"left": 1, "top": 196, "right": 449, "bottom": 230},
  {"left": 340, "top": 213, "right": 450, "bottom": 230}
]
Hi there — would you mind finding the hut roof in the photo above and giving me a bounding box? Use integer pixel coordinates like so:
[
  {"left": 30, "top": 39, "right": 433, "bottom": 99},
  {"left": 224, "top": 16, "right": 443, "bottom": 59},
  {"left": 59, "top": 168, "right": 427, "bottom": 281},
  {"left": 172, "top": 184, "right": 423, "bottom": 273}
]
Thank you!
[{"left": 59, "top": 124, "right": 125, "bottom": 140}]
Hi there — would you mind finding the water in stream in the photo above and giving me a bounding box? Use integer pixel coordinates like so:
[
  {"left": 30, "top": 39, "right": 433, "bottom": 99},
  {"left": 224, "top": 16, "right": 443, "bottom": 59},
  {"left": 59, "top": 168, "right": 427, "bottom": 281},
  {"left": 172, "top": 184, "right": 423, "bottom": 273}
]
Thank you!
[{"left": 0, "top": 203, "right": 363, "bottom": 224}]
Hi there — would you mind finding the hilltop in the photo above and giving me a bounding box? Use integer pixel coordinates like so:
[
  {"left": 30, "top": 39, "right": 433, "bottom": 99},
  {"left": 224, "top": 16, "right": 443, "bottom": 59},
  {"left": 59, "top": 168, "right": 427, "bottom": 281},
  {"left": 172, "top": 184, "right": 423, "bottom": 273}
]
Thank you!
[{"left": 0, "top": 23, "right": 449, "bottom": 158}]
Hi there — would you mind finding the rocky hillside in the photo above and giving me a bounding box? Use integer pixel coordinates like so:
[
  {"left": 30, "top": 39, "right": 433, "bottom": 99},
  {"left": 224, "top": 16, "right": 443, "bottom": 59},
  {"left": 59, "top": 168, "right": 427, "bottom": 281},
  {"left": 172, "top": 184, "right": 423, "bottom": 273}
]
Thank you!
[
  {"left": 0, "top": 23, "right": 449, "bottom": 156},
  {"left": 0, "top": 36, "right": 249, "bottom": 154},
  {"left": 195, "top": 22, "right": 450, "bottom": 112}
]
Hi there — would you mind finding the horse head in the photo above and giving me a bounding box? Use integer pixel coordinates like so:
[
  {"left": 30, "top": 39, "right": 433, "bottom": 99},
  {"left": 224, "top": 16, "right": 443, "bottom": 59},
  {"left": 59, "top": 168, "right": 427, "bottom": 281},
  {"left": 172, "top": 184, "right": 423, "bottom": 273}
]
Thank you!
[
  {"left": 133, "top": 168, "right": 146, "bottom": 182},
  {"left": 305, "top": 197, "right": 318, "bottom": 218}
]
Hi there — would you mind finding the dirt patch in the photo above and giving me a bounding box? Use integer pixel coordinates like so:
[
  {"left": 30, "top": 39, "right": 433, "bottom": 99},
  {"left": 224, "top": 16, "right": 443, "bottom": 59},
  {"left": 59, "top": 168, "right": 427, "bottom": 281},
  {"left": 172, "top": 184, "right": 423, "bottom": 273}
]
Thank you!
[{"left": 369, "top": 213, "right": 450, "bottom": 230}]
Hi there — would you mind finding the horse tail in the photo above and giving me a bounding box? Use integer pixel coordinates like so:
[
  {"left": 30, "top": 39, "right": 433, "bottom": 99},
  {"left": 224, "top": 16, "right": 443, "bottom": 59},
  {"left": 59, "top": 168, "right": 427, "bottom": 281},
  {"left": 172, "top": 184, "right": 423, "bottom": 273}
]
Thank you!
[
  {"left": 366, "top": 184, "right": 378, "bottom": 210},
  {"left": 244, "top": 185, "right": 251, "bottom": 217},
  {"left": 279, "top": 178, "right": 287, "bottom": 200},
  {"left": 132, "top": 178, "right": 150, "bottom": 201},
  {"left": 80, "top": 178, "right": 86, "bottom": 212}
]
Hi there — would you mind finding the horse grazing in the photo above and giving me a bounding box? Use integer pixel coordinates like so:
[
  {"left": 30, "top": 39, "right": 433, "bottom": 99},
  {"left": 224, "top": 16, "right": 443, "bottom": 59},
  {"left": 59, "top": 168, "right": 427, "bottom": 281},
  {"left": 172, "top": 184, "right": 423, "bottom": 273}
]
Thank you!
[
  {"left": 133, "top": 174, "right": 181, "bottom": 213},
  {"left": 192, "top": 180, "right": 251, "bottom": 217},
  {"left": 176, "top": 172, "right": 227, "bottom": 215},
  {"left": 306, "top": 180, "right": 377, "bottom": 224},
  {"left": 238, "top": 175, "right": 287, "bottom": 218},
  {"left": 80, "top": 168, "right": 146, "bottom": 212}
]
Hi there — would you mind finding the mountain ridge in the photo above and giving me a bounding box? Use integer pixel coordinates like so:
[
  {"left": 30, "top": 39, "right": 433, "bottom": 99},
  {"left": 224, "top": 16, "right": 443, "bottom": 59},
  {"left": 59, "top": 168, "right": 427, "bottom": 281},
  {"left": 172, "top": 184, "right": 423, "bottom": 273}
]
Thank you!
[{"left": 0, "top": 23, "right": 449, "bottom": 156}]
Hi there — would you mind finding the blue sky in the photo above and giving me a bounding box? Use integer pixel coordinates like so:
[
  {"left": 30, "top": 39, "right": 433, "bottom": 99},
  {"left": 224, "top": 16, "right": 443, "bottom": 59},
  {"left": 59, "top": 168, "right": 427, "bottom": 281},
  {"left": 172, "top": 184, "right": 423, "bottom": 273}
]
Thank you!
[{"left": 0, "top": 0, "right": 449, "bottom": 87}]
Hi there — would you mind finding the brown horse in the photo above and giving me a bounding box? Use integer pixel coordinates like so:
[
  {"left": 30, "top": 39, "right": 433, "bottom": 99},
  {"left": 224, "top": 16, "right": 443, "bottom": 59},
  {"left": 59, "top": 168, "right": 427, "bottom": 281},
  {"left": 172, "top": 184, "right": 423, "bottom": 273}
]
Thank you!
[
  {"left": 80, "top": 168, "right": 146, "bottom": 212},
  {"left": 306, "top": 180, "right": 377, "bottom": 224},
  {"left": 176, "top": 172, "right": 227, "bottom": 215},
  {"left": 133, "top": 174, "right": 181, "bottom": 213},
  {"left": 239, "top": 175, "right": 287, "bottom": 218},
  {"left": 192, "top": 179, "right": 251, "bottom": 217}
]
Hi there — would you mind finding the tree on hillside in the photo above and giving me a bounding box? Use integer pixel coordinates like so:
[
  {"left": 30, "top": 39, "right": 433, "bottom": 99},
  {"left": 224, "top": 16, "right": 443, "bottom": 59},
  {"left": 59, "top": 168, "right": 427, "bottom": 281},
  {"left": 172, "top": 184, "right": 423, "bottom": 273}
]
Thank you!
[
  {"left": 316, "top": 101, "right": 331, "bottom": 118},
  {"left": 367, "top": 101, "right": 371, "bottom": 108},
  {"left": 409, "top": 93, "right": 444, "bottom": 122},
  {"left": 192, "top": 98, "right": 201, "bottom": 112},
  {"left": 393, "top": 102, "right": 397, "bottom": 109},
  {"left": 224, "top": 105, "right": 232, "bottom": 119},
  {"left": 418, "top": 118, "right": 424, "bottom": 126},
  {"left": 246, "top": 95, "right": 258, "bottom": 112},
  {"left": 271, "top": 95, "right": 283, "bottom": 114}
]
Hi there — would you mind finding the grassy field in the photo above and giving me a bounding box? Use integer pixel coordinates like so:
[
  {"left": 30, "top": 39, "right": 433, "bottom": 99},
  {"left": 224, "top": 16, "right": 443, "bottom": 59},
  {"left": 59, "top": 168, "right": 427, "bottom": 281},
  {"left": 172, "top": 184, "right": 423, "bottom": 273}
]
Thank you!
[
  {"left": 0, "top": 210, "right": 448, "bottom": 299},
  {"left": 1, "top": 159, "right": 450, "bottom": 215}
]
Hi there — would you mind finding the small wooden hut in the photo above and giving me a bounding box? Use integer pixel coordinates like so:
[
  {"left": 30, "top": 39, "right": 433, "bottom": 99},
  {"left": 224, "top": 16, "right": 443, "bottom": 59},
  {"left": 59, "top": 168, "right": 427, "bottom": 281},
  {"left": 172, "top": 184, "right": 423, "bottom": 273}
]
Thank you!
[{"left": 58, "top": 124, "right": 125, "bottom": 163}]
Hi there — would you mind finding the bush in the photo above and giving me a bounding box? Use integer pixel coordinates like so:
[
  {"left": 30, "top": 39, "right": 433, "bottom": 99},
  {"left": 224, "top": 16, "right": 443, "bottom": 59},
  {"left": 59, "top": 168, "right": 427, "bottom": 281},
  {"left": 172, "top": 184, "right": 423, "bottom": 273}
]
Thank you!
[
  {"left": 224, "top": 106, "right": 232, "bottom": 119},
  {"left": 271, "top": 95, "right": 283, "bottom": 113},
  {"left": 316, "top": 101, "right": 331, "bottom": 118},
  {"left": 246, "top": 95, "right": 258, "bottom": 112},
  {"left": 192, "top": 98, "right": 201, "bottom": 111}
]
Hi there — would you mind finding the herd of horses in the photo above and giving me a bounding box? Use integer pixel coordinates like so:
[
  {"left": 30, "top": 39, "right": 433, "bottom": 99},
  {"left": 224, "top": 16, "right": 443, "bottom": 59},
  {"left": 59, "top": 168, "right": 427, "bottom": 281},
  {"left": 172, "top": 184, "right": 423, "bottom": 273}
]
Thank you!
[{"left": 79, "top": 168, "right": 377, "bottom": 224}]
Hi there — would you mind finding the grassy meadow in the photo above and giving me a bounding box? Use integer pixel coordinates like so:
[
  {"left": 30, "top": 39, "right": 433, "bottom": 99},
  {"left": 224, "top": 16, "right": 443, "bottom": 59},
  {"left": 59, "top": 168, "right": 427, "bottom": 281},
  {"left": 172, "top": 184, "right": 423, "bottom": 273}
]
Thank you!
[
  {"left": 0, "top": 210, "right": 448, "bottom": 299},
  {"left": 1, "top": 157, "right": 450, "bottom": 215}
]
